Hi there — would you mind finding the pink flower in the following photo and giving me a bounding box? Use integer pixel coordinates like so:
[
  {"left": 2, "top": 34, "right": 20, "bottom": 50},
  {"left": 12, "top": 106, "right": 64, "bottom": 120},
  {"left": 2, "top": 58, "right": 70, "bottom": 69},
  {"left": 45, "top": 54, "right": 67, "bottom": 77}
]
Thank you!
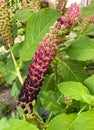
[
  {"left": 84, "top": 15, "right": 94, "bottom": 24},
  {"left": 58, "top": 3, "right": 81, "bottom": 27}
]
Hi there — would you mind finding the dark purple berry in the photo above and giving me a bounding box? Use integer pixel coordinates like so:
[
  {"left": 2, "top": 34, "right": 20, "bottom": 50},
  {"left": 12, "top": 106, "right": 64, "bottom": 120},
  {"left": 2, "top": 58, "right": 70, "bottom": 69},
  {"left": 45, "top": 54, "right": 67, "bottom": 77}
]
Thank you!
[
  {"left": 21, "top": 104, "right": 25, "bottom": 109},
  {"left": 24, "top": 110, "right": 28, "bottom": 114},
  {"left": 29, "top": 104, "right": 33, "bottom": 109}
]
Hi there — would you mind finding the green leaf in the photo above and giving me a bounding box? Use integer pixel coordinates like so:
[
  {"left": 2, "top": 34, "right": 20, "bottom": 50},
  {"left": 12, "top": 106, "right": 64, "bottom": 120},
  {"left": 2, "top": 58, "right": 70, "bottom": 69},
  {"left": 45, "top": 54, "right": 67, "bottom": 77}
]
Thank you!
[
  {"left": 12, "top": 23, "right": 18, "bottom": 39},
  {"left": 11, "top": 82, "right": 20, "bottom": 97},
  {"left": 66, "top": 37, "right": 94, "bottom": 61},
  {"left": 39, "top": 90, "right": 64, "bottom": 114},
  {"left": 0, "top": 118, "right": 9, "bottom": 130},
  {"left": 60, "top": 60, "right": 87, "bottom": 82},
  {"left": 3, "top": 119, "right": 39, "bottom": 130},
  {"left": 35, "top": 74, "right": 65, "bottom": 116},
  {"left": 0, "top": 61, "right": 5, "bottom": 73},
  {"left": 84, "top": 24, "right": 94, "bottom": 37},
  {"left": 39, "top": 74, "right": 57, "bottom": 91},
  {"left": 21, "top": 60, "right": 31, "bottom": 78},
  {"left": 82, "top": 0, "right": 94, "bottom": 17},
  {"left": 19, "top": 8, "right": 61, "bottom": 61},
  {"left": 5, "top": 58, "right": 16, "bottom": 72},
  {"left": 4, "top": 58, "right": 17, "bottom": 83},
  {"left": 70, "top": 110, "right": 94, "bottom": 130},
  {"left": 12, "top": 42, "right": 23, "bottom": 57},
  {"left": 58, "top": 81, "right": 90, "bottom": 102},
  {"left": 82, "top": 93, "right": 94, "bottom": 106},
  {"left": 47, "top": 113, "right": 76, "bottom": 130},
  {"left": 84, "top": 75, "right": 94, "bottom": 95},
  {"left": 5, "top": 73, "right": 17, "bottom": 83},
  {"left": 47, "top": 110, "right": 94, "bottom": 130},
  {"left": 13, "top": 9, "right": 33, "bottom": 22}
]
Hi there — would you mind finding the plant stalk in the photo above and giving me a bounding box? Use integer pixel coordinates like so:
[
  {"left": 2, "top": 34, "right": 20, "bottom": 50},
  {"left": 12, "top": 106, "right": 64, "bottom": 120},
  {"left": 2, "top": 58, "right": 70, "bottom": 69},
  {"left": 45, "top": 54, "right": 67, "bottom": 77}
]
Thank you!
[{"left": 10, "top": 48, "right": 23, "bottom": 85}]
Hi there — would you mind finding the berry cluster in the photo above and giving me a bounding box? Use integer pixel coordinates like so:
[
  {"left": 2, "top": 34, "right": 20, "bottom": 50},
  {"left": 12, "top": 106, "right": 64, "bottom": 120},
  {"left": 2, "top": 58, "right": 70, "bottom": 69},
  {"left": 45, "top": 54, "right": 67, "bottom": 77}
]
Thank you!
[
  {"left": 20, "top": 0, "right": 41, "bottom": 12},
  {"left": 58, "top": 3, "right": 81, "bottom": 27},
  {"left": 84, "top": 15, "right": 94, "bottom": 24},
  {"left": 18, "top": 3, "right": 81, "bottom": 114},
  {"left": 0, "top": 0, "right": 14, "bottom": 49},
  {"left": 18, "top": 36, "right": 61, "bottom": 114}
]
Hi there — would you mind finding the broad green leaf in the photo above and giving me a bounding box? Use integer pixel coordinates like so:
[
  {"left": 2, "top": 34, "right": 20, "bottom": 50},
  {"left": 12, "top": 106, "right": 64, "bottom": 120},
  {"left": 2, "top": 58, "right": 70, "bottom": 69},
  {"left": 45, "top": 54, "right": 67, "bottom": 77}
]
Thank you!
[
  {"left": 47, "top": 113, "right": 76, "bottom": 130},
  {"left": 39, "top": 74, "right": 57, "bottom": 91},
  {"left": 17, "top": 107, "right": 24, "bottom": 118},
  {"left": 84, "top": 75, "right": 94, "bottom": 95},
  {"left": 82, "top": 93, "right": 94, "bottom": 106},
  {"left": 70, "top": 110, "right": 94, "bottom": 130},
  {"left": 35, "top": 74, "right": 65, "bottom": 116},
  {"left": 21, "top": 60, "right": 31, "bottom": 78},
  {"left": 66, "top": 37, "right": 94, "bottom": 61},
  {"left": 0, "top": 52, "right": 8, "bottom": 61},
  {"left": 82, "top": 0, "right": 94, "bottom": 17},
  {"left": 11, "top": 82, "right": 20, "bottom": 97},
  {"left": 13, "top": 9, "right": 33, "bottom": 22},
  {"left": 58, "top": 81, "right": 90, "bottom": 102},
  {"left": 60, "top": 60, "right": 87, "bottom": 82},
  {"left": 19, "top": 9, "right": 61, "bottom": 61},
  {"left": 4, "top": 58, "right": 17, "bottom": 83},
  {"left": 3, "top": 119, "right": 39, "bottom": 130},
  {"left": 12, "top": 23, "right": 18, "bottom": 39},
  {"left": 12, "top": 42, "right": 23, "bottom": 57},
  {"left": 36, "top": 90, "right": 65, "bottom": 116},
  {"left": 5, "top": 58, "right": 16, "bottom": 72},
  {"left": 40, "top": 90, "right": 64, "bottom": 113},
  {"left": 47, "top": 110, "right": 94, "bottom": 130},
  {"left": 84, "top": 24, "right": 94, "bottom": 37},
  {"left": 5, "top": 73, "right": 17, "bottom": 83},
  {"left": 0, "top": 61, "right": 5, "bottom": 72},
  {"left": 0, "top": 118, "right": 9, "bottom": 130}
]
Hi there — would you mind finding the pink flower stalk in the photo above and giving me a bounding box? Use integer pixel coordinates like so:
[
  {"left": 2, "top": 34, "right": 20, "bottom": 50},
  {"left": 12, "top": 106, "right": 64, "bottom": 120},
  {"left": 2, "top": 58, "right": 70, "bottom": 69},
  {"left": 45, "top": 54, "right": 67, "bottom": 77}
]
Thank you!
[
  {"left": 18, "top": 38, "right": 60, "bottom": 114},
  {"left": 18, "top": 3, "right": 81, "bottom": 114},
  {"left": 79, "top": 15, "right": 94, "bottom": 33},
  {"left": 84, "top": 15, "right": 94, "bottom": 24},
  {"left": 58, "top": 3, "right": 81, "bottom": 27},
  {"left": 20, "top": 0, "right": 41, "bottom": 12},
  {"left": 0, "top": 0, "right": 14, "bottom": 49}
]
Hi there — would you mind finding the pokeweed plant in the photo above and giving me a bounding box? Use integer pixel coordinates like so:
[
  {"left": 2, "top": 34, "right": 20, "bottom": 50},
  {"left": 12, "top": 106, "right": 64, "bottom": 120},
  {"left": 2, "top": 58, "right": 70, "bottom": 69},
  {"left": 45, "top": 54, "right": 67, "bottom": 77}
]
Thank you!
[
  {"left": 1, "top": 0, "right": 94, "bottom": 130},
  {"left": 18, "top": 2, "right": 81, "bottom": 115}
]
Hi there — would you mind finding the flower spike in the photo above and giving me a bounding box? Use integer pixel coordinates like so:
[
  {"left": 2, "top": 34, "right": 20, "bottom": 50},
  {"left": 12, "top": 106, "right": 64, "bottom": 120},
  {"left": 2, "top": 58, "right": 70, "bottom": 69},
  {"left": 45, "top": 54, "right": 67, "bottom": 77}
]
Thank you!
[
  {"left": 0, "top": 0, "right": 14, "bottom": 49},
  {"left": 18, "top": 3, "right": 81, "bottom": 114}
]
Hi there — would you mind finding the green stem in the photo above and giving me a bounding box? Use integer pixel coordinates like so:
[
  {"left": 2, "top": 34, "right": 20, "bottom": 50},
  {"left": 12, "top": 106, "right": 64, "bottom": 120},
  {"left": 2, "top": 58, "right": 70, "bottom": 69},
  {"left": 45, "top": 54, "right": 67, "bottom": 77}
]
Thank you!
[
  {"left": 57, "top": 95, "right": 63, "bottom": 103},
  {"left": 55, "top": 64, "right": 58, "bottom": 83},
  {"left": 77, "top": 104, "right": 87, "bottom": 115},
  {"left": 9, "top": 48, "right": 23, "bottom": 85},
  {"left": 46, "top": 112, "right": 53, "bottom": 123},
  {"left": 53, "top": 58, "right": 58, "bottom": 84}
]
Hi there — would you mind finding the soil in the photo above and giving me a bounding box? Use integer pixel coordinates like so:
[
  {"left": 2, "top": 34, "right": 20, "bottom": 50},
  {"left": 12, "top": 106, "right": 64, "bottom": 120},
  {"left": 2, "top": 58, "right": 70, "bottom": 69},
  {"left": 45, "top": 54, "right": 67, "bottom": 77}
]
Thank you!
[{"left": 0, "top": 85, "right": 16, "bottom": 118}]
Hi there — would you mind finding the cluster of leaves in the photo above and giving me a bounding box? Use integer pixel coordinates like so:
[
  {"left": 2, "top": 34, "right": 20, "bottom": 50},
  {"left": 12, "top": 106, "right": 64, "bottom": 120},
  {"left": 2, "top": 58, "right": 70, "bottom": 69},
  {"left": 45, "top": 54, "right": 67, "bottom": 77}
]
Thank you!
[{"left": 1, "top": 0, "right": 94, "bottom": 130}]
